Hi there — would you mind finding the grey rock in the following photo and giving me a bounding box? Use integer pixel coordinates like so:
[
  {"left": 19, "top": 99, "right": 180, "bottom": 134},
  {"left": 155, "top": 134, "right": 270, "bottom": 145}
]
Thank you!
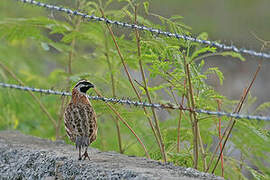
[{"left": 0, "top": 131, "right": 223, "bottom": 180}]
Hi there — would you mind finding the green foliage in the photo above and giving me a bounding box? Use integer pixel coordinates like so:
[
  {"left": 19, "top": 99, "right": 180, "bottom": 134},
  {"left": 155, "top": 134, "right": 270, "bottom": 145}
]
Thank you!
[{"left": 0, "top": 0, "right": 269, "bottom": 179}]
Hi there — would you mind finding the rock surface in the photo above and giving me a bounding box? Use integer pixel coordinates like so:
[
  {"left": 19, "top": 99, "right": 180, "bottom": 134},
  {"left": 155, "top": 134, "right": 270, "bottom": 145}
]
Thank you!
[{"left": 0, "top": 131, "right": 223, "bottom": 180}]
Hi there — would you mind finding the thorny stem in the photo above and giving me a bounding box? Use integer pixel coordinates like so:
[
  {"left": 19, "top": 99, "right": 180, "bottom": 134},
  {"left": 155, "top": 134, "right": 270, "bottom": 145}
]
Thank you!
[
  {"left": 169, "top": 82, "right": 186, "bottom": 153},
  {"left": 94, "top": 88, "right": 150, "bottom": 158},
  {"left": 239, "top": 152, "right": 244, "bottom": 180},
  {"left": 207, "top": 38, "right": 263, "bottom": 172},
  {"left": 99, "top": 9, "right": 141, "bottom": 99},
  {"left": 184, "top": 55, "right": 207, "bottom": 170},
  {"left": 169, "top": 87, "right": 181, "bottom": 153},
  {"left": 177, "top": 98, "right": 185, "bottom": 153},
  {"left": 104, "top": 33, "right": 116, "bottom": 98},
  {"left": 217, "top": 99, "right": 224, "bottom": 177},
  {"left": 197, "top": 125, "right": 207, "bottom": 171},
  {"left": 182, "top": 60, "right": 195, "bottom": 166},
  {"left": 99, "top": 8, "right": 152, "bottom": 158},
  {"left": 56, "top": 96, "right": 67, "bottom": 139},
  {"left": 205, "top": 91, "right": 245, "bottom": 172},
  {"left": 115, "top": 119, "right": 123, "bottom": 153},
  {"left": 211, "top": 60, "right": 262, "bottom": 173},
  {"left": 186, "top": 63, "right": 199, "bottom": 169},
  {"left": 0, "top": 61, "right": 57, "bottom": 130},
  {"left": 103, "top": 27, "right": 123, "bottom": 154},
  {"left": 121, "top": 4, "right": 163, "bottom": 160},
  {"left": 68, "top": 40, "right": 74, "bottom": 75},
  {"left": 67, "top": 1, "right": 82, "bottom": 75},
  {"left": 122, "top": 4, "right": 162, "bottom": 158},
  {"left": 165, "top": 71, "right": 184, "bottom": 86},
  {"left": 134, "top": 4, "right": 167, "bottom": 162}
]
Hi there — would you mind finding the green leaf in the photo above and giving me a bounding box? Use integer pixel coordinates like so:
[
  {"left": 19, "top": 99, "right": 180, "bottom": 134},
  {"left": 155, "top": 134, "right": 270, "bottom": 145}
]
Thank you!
[
  {"left": 169, "top": 15, "right": 184, "bottom": 21},
  {"left": 198, "top": 59, "right": 205, "bottom": 71},
  {"left": 255, "top": 102, "right": 270, "bottom": 114},
  {"left": 204, "top": 67, "right": 224, "bottom": 85},
  {"left": 143, "top": 1, "right": 149, "bottom": 15},
  {"left": 220, "top": 51, "right": 245, "bottom": 61},
  {"left": 197, "top": 32, "right": 208, "bottom": 40},
  {"left": 191, "top": 46, "right": 216, "bottom": 60}
]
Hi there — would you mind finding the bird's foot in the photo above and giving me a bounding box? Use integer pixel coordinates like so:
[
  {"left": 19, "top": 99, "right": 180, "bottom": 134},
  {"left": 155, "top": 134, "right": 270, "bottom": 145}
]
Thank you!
[{"left": 82, "top": 151, "right": 90, "bottom": 160}]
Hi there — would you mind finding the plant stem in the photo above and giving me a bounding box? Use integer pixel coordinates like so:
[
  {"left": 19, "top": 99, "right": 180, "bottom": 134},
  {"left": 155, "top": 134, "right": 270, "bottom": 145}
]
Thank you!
[
  {"left": 217, "top": 99, "right": 224, "bottom": 177},
  {"left": 186, "top": 63, "right": 199, "bottom": 169},
  {"left": 99, "top": 9, "right": 141, "bottom": 99},
  {"left": 122, "top": 8, "right": 160, "bottom": 149},
  {"left": 205, "top": 93, "right": 244, "bottom": 172},
  {"left": 182, "top": 56, "right": 196, "bottom": 167},
  {"left": 56, "top": 96, "right": 67, "bottom": 139},
  {"left": 169, "top": 83, "right": 186, "bottom": 153},
  {"left": 99, "top": 8, "right": 154, "bottom": 159},
  {"left": 94, "top": 88, "right": 150, "bottom": 158},
  {"left": 184, "top": 54, "right": 207, "bottom": 170},
  {"left": 133, "top": 4, "right": 167, "bottom": 162},
  {"left": 103, "top": 28, "right": 123, "bottom": 154},
  {"left": 67, "top": 2, "right": 82, "bottom": 76},
  {"left": 211, "top": 60, "right": 262, "bottom": 173},
  {"left": 197, "top": 125, "right": 207, "bottom": 171},
  {"left": 0, "top": 61, "right": 57, "bottom": 131}
]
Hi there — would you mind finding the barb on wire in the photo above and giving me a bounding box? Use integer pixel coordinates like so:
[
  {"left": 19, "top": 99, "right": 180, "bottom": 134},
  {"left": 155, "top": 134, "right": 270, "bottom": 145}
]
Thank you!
[
  {"left": 15, "top": 0, "right": 270, "bottom": 59},
  {"left": 1, "top": 82, "right": 270, "bottom": 121}
]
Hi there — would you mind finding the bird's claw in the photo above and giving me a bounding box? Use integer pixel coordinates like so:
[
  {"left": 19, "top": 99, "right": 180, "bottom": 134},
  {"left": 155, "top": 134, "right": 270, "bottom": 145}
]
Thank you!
[{"left": 82, "top": 151, "right": 90, "bottom": 160}]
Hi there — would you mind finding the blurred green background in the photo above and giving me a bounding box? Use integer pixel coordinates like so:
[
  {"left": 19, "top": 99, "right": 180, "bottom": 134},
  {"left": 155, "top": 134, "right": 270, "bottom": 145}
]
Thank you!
[{"left": 150, "top": 0, "right": 270, "bottom": 104}]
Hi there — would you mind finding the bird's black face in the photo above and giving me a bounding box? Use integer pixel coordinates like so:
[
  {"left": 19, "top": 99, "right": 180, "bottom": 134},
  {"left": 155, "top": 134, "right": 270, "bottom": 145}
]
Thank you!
[{"left": 74, "top": 80, "right": 94, "bottom": 93}]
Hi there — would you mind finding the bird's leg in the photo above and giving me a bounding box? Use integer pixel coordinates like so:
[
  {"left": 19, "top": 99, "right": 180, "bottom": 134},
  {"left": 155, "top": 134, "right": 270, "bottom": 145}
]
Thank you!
[
  {"left": 78, "top": 146, "right": 82, "bottom": 160},
  {"left": 82, "top": 147, "right": 90, "bottom": 160}
]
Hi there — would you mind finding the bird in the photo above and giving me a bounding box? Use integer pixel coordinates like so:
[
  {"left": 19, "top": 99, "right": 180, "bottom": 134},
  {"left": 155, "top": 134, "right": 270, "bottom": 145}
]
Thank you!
[{"left": 64, "top": 79, "right": 97, "bottom": 160}]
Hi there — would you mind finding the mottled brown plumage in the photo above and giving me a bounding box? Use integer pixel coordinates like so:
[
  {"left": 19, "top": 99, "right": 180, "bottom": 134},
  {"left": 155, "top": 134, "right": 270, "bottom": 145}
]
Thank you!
[{"left": 64, "top": 80, "right": 97, "bottom": 160}]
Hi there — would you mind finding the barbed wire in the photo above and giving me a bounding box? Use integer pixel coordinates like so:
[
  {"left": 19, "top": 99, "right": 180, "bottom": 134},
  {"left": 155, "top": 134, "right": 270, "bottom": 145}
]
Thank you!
[
  {"left": 15, "top": 0, "right": 270, "bottom": 59},
  {"left": 1, "top": 82, "right": 270, "bottom": 121}
]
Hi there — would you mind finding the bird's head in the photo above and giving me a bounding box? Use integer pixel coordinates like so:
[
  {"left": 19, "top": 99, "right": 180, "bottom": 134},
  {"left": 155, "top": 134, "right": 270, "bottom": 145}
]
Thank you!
[{"left": 73, "top": 79, "right": 94, "bottom": 94}]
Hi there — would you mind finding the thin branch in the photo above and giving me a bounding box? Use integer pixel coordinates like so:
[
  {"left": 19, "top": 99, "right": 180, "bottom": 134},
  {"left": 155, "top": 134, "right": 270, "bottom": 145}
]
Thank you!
[
  {"left": 133, "top": 4, "right": 167, "bottom": 162},
  {"left": 185, "top": 62, "right": 199, "bottom": 169},
  {"left": 217, "top": 99, "right": 224, "bottom": 177},
  {"left": 99, "top": 7, "right": 162, "bottom": 160},
  {"left": 0, "top": 61, "right": 57, "bottom": 129},
  {"left": 205, "top": 89, "right": 246, "bottom": 172},
  {"left": 67, "top": 1, "right": 82, "bottom": 75},
  {"left": 103, "top": 26, "right": 123, "bottom": 154},
  {"left": 169, "top": 83, "right": 186, "bottom": 153},
  {"left": 210, "top": 43, "right": 265, "bottom": 173},
  {"left": 56, "top": 96, "right": 67, "bottom": 139},
  {"left": 99, "top": 9, "right": 141, "bottom": 99},
  {"left": 211, "top": 60, "right": 262, "bottom": 173},
  {"left": 184, "top": 54, "right": 207, "bottom": 170},
  {"left": 94, "top": 88, "right": 150, "bottom": 158}
]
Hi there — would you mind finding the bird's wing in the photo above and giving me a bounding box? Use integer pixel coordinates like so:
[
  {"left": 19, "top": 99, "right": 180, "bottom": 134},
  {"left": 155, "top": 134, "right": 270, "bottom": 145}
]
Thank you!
[
  {"left": 76, "top": 103, "right": 97, "bottom": 143},
  {"left": 64, "top": 102, "right": 77, "bottom": 142},
  {"left": 83, "top": 103, "right": 98, "bottom": 143}
]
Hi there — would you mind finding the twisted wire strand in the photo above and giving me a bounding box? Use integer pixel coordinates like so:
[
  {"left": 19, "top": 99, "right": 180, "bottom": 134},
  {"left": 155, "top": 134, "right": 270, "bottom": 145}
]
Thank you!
[
  {"left": 1, "top": 82, "right": 270, "bottom": 121},
  {"left": 15, "top": 0, "right": 270, "bottom": 59}
]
